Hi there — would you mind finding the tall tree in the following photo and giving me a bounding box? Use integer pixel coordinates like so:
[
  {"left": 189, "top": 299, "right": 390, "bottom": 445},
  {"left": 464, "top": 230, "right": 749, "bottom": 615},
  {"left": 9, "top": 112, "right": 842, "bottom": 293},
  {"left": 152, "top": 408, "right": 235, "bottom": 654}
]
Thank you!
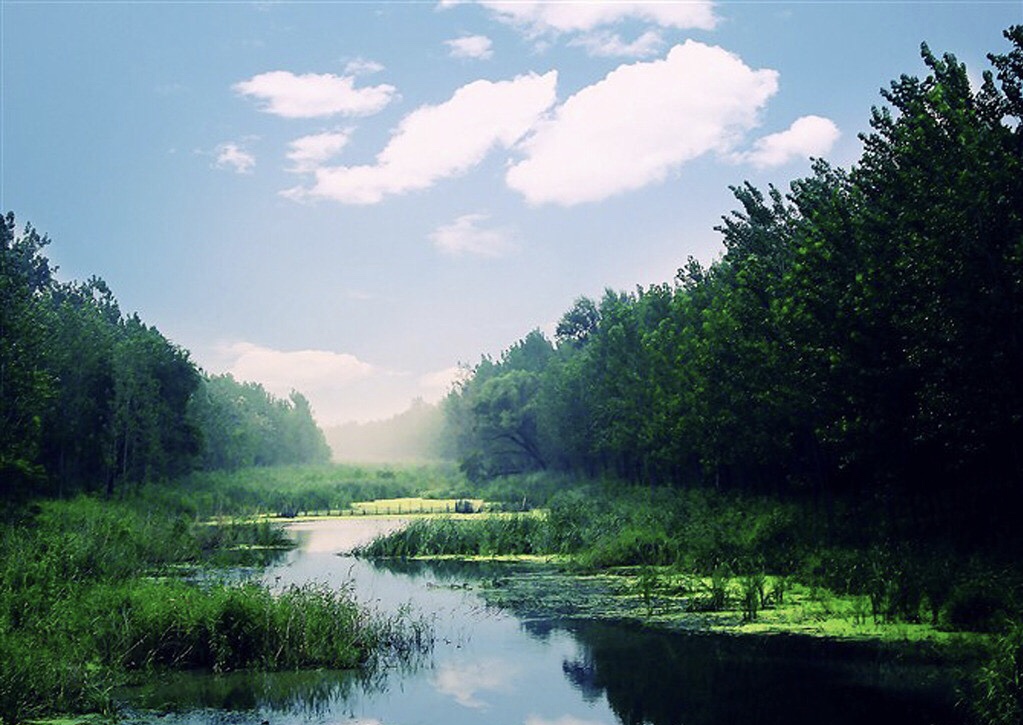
[{"left": 0, "top": 214, "right": 54, "bottom": 498}]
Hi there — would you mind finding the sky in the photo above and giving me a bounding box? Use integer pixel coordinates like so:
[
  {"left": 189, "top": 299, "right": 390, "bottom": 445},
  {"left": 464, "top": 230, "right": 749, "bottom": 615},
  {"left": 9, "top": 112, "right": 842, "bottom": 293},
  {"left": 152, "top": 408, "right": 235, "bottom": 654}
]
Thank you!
[{"left": 2, "top": 1, "right": 1019, "bottom": 425}]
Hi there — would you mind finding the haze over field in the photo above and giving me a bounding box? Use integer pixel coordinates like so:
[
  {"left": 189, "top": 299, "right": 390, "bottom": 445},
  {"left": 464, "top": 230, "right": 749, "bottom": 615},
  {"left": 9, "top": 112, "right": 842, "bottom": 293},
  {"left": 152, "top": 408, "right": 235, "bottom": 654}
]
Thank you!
[{"left": 3, "top": 1, "right": 1016, "bottom": 424}]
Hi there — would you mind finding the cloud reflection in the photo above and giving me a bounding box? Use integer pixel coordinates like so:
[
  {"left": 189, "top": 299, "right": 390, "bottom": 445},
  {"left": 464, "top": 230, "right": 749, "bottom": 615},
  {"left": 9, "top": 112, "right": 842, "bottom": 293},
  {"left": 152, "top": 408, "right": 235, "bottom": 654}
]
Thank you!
[
  {"left": 526, "top": 716, "right": 610, "bottom": 725},
  {"left": 432, "top": 658, "right": 518, "bottom": 708}
]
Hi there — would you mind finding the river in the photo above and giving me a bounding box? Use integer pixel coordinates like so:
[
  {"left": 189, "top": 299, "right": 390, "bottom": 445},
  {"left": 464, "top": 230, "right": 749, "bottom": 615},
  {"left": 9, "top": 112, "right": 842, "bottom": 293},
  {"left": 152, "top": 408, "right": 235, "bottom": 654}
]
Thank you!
[{"left": 120, "top": 518, "right": 965, "bottom": 725}]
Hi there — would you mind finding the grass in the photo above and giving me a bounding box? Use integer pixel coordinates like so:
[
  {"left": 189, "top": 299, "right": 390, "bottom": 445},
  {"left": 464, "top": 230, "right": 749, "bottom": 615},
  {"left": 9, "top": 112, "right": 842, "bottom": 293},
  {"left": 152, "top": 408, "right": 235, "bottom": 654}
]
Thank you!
[
  {"left": 0, "top": 493, "right": 432, "bottom": 724},
  {"left": 354, "top": 514, "right": 547, "bottom": 558},
  {"left": 356, "top": 479, "right": 1023, "bottom": 640},
  {"left": 349, "top": 497, "right": 485, "bottom": 516}
]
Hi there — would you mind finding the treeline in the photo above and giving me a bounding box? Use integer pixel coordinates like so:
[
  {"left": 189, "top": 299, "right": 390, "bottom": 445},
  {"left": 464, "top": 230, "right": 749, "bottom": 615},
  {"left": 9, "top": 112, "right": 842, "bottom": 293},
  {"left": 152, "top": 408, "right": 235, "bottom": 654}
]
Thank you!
[
  {"left": 444, "top": 31, "right": 1023, "bottom": 539},
  {"left": 0, "top": 218, "right": 330, "bottom": 502}
]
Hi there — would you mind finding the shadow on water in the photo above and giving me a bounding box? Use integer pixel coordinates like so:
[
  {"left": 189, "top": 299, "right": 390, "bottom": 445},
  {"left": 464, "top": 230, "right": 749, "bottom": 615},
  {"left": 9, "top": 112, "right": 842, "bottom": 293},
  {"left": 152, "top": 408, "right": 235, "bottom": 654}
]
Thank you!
[{"left": 559, "top": 620, "right": 964, "bottom": 725}]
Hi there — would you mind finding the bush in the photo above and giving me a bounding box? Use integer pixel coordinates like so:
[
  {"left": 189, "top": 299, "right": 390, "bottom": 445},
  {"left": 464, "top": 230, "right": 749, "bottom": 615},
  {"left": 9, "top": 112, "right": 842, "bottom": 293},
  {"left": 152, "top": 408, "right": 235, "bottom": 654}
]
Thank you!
[{"left": 944, "top": 578, "right": 1014, "bottom": 633}]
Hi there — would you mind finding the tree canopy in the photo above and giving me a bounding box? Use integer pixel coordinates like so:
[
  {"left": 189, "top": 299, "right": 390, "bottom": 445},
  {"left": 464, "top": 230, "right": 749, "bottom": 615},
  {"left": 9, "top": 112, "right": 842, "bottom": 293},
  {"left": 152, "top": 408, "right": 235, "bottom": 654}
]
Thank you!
[{"left": 442, "top": 28, "right": 1023, "bottom": 540}]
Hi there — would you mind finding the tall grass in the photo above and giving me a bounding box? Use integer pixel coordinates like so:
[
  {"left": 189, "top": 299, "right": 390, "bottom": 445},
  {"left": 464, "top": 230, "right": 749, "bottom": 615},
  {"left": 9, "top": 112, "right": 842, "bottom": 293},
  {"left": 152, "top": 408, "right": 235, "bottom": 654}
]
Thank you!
[
  {"left": 0, "top": 494, "right": 431, "bottom": 723},
  {"left": 355, "top": 515, "right": 547, "bottom": 558}
]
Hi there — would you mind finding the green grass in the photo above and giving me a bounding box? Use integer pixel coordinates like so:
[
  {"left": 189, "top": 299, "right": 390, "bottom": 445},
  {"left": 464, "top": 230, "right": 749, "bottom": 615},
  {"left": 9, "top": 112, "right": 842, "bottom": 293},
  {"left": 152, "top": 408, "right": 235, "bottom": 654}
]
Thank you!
[
  {"left": 0, "top": 492, "right": 432, "bottom": 723},
  {"left": 354, "top": 514, "right": 547, "bottom": 558}
]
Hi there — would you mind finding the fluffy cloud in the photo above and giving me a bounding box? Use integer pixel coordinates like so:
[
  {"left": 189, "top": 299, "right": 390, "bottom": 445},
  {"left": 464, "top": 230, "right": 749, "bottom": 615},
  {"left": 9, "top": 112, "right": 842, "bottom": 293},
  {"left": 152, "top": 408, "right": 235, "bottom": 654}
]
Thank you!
[
  {"left": 505, "top": 41, "right": 779, "bottom": 206},
  {"left": 569, "top": 29, "right": 664, "bottom": 58},
  {"left": 735, "top": 115, "right": 840, "bottom": 168},
  {"left": 233, "top": 70, "right": 396, "bottom": 118},
  {"left": 286, "top": 71, "right": 557, "bottom": 204},
  {"left": 214, "top": 142, "right": 256, "bottom": 174},
  {"left": 224, "top": 342, "right": 375, "bottom": 397},
  {"left": 429, "top": 214, "right": 516, "bottom": 257},
  {"left": 474, "top": 0, "right": 717, "bottom": 35},
  {"left": 445, "top": 34, "right": 494, "bottom": 60},
  {"left": 286, "top": 130, "right": 352, "bottom": 172}
]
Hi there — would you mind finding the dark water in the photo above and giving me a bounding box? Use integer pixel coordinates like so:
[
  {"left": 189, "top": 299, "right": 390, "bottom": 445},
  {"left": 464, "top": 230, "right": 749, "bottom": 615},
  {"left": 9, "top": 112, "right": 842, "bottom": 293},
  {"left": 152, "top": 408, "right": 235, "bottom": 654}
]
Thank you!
[{"left": 122, "top": 519, "right": 965, "bottom": 725}]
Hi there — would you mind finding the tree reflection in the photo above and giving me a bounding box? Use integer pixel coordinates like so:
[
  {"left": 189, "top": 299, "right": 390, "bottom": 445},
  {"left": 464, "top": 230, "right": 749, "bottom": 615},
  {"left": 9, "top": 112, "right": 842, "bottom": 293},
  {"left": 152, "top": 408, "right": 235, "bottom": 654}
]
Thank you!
[
  {"left": 123, "top": 667, "right": 385, "bottom": 717},
  {"left": 560, "top": 622, "right": 962, "bottom": 725}
]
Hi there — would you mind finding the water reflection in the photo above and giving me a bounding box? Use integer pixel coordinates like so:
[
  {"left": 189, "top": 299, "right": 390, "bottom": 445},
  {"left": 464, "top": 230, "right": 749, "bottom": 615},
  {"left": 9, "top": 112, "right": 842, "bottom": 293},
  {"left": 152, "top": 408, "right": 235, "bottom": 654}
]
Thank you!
[
  {"left": 125, "top": 668, "right": 377, "bottom": 716},
  {"left": 560, "top": 621, "right": 962, "bottom": 725}
]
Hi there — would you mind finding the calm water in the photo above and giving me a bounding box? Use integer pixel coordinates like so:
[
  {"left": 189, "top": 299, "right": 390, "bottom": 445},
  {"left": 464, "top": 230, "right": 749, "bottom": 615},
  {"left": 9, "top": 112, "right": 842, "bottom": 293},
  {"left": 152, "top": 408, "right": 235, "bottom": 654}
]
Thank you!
[{"left": 122, "top": 519, "right": 964, "bottom": 725}]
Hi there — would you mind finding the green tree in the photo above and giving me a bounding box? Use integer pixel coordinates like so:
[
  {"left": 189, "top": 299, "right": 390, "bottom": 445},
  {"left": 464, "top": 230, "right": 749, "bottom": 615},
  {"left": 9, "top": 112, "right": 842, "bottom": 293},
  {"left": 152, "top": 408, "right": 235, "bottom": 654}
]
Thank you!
[{"left": 0, "top": 214, "right": 54, "bottom": 498}]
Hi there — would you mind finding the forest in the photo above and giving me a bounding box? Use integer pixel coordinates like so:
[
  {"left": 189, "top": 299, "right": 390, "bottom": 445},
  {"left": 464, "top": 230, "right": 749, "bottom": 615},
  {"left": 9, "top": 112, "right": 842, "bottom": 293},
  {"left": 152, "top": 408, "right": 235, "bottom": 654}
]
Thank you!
[
  {"left": 442, "top": 28, "right": 1023, "bottom": 552},
  {"left": 0, "top": 225, "right": 331, "bottom": 504}
]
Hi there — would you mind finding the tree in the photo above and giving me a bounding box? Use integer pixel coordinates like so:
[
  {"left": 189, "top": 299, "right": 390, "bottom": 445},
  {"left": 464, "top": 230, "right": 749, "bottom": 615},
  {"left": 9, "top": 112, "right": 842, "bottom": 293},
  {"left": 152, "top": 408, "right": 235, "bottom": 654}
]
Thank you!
[
  {"left": 0, "top": 214, "right": 54, "bottom": 498},
  {"left": 556, "top": 297, "right": 600, "bottom": 348}
]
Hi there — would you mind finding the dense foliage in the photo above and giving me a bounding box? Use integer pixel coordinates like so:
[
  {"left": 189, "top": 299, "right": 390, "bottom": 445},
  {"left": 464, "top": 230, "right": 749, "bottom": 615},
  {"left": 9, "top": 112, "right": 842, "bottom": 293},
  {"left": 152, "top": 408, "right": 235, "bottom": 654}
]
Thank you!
[
  {"left": 443, "top": 29, "right": 1023, "bottom": 547},
  {"left": 0, "top": 219, "right": 330, "bottom": 502}
]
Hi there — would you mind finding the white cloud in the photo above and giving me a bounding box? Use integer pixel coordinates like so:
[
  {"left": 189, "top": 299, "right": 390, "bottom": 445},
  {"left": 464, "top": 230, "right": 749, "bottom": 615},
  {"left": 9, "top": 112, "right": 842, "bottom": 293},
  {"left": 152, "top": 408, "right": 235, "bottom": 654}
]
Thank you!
[
  {"left": 734, "top": 114, "right": 839, "bottom": 169},
  {"left": 286, "top": 71, "right": 557, "bottom": 204},
  {"left": 286, "top": 130, "right": 352, "bottom": 172},
  {"left": 445, "top": 34, "right": 494, "bottom": 60},
  {"left": 233, "top": 70, "right": 396, "bottom": 118},
  {"left": 344, "top": 57, "right": 385, "bottom": 76},
  {"left": 569, "top": 29, "right": 664, "bottom": 58},
  {"left": 214, "top": 142, "right": 256, "bottom": 174},
  {"left": 475, "top": 0, "right": 717, "bottom": 36},
  {"left": 224, "top": 342, "right": 375, "bottom": 398},
  {"left": 505, "top": 41, "right": 778, "bottom": 206},
  {"left": 430, "top": 213, "right": 516, "bottom": 257}
]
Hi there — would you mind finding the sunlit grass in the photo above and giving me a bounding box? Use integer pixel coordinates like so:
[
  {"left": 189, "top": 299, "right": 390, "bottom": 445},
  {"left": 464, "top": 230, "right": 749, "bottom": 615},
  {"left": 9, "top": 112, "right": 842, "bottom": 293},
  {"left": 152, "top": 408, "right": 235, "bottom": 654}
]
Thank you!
[{"left": 349, "top": 497, "right": 484, "bottom": 515}]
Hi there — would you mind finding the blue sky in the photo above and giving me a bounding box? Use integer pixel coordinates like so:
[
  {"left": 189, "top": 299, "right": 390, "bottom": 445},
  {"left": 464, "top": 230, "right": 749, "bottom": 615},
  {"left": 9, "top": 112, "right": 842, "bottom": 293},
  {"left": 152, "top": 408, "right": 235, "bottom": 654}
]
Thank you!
[{"left": 3, "top": 1, "right": 1019, "bottom": 424}]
